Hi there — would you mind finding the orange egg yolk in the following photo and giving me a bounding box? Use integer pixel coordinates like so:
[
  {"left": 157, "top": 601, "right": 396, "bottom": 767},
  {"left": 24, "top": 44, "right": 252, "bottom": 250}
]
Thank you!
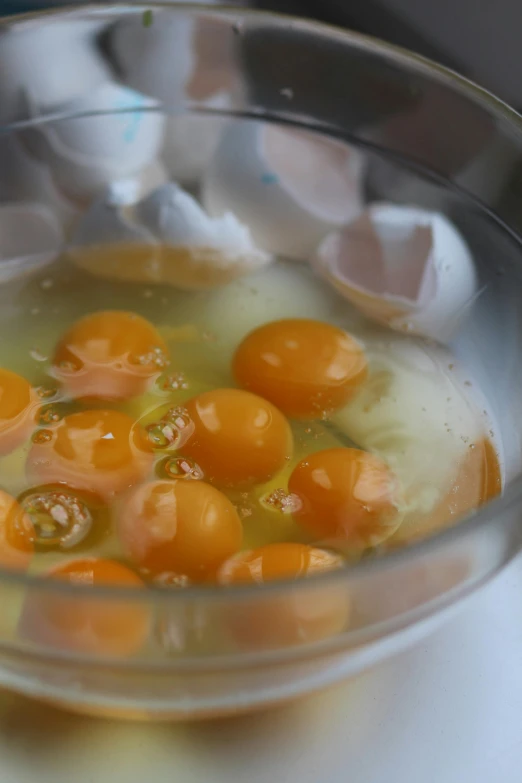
[
  {"left": 0, "top": 490, "right": 34, "bottom": 571},
  {"left": 182, "top": 388, "right": 293, "bottom": 486},
  {"left": 53, "top": 310, "right": 169, "bottom": 401},
  {"left": 289, "top": 448, "right": 401, "bottom": 547},
  {"left": 117, "top": 479, "right": 243, "bottom": 582},
  {"left": 0, "top": 368, "right": 39, "bottom": 455},
  {"left": 233, "top": 319, "right": 367, "bottom": 418},
  {"left": 218, "top": 544, "right": 349, "bottom": 649},
  {"left": 27, "top": 409, "right": 153, "bottom": 503},
  {"left": 19, "top": 558, "right": 150, "bottom": 658},
  {"left": 218, "top": 543, "right": 344, "bottom": 584}
]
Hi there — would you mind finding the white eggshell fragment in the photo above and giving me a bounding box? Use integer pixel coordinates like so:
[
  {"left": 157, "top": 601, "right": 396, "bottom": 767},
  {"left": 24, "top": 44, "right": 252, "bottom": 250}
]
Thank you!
[
  {"left": 314, "top": 204, "right": 477, "bottom": 342},
  {"left": 202, "top": 120, "right": 365, "bottom": 260},
  {"left": 0, "top": 203, "right": 63, "bottom": 283},
  {"left": 134, "top": 183, "right": 272, "bottom": 289},
  {"left": 30, "top": 83, "right": 165, "bottom": 201},
  {"left": 0, "top": 21, "right": 111, "bottom": 124}
]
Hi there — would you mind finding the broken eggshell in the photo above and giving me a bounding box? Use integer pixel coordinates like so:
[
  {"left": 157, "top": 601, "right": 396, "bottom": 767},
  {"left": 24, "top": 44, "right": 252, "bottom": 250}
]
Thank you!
[
  {"left": 314, "top": 204, "right": 477, "bottom": 342},
  {"left": 70, "top": 182, "right": 272, "bottom": 289},
  {"left": 28, "top": 82, "right": 166, "bottom": 202},
  {"left": 0, "top": 202, "right": 63, "bottom": 283},
  {"left": 202, "top": 120, "right": 365, "bottom": 260}
]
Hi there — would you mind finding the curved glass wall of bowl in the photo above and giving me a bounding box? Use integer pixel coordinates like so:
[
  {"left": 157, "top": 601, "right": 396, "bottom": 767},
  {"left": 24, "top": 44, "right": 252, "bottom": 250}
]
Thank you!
[{"left": 1, "top": 5, "right": 522, "bottom": 719}]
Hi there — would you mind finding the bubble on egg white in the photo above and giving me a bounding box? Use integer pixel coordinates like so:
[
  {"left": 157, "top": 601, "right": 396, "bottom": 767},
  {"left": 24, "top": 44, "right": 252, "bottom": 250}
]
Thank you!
[
  {"left": 27, "top": 82, "right": 166, "bottom": 202},
  {"left": 314, "top": 204, "right": 477, "bottom": 343},
  {"left": 202, "top": 119, "right": 366, "bottom": 260},
  {"left": 0, "top": 21, "right": 111, "bottom": 124},
  {"left": 333, "top": 337, "right": 486, "bottom": 517},
  {"left": 0, "top": 202, "right": 63, "bottom": 283}
]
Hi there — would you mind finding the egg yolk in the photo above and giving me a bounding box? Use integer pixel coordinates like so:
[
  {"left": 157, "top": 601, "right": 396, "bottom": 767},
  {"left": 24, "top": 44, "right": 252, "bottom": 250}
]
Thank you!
[
  {"left": 19, "top": 558, "right": 150, "bottom": 658},
  {"left": 218, "top": 543, "right": 350, "bottom": 649},
  {"left": 218, "top": 542, "right": 343, "bottom": 584},
  {"left": 27, "top": 410, "right": 153, "bottom": 503},
  {"left": 53, "top": 310, "right": 169, "bottom": 401},
  {"left": 117, "top": 479, "right": 243, "bottom": 582},
  {"left": 0, "top": 490, "right": 34, "bottom": 571},
  {"left": 0, "top": 368, "right": 39, "bottom": 456},
  {"left": 182, "top": 388, "right": 293, "bottom": 486},
  {"left": 233, "top": 319, "right": 367, "bottom": 418},
  {"left": 289, "top": 448, "right": 401, "bottom": 547}
]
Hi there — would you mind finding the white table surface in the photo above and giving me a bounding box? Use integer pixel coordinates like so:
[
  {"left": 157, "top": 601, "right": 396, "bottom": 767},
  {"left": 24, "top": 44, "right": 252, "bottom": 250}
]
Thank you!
[{"left": 1, "top": 556, "right": 522, "bottom": 783}]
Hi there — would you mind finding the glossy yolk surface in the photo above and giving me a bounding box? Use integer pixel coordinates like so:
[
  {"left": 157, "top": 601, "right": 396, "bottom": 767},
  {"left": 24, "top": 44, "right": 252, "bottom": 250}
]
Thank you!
[
  {"left": 53, "top": 310, "right": 169, "bottom": 401},
  {"left": 0, "top": 368, "right": 39, "bottom": 455},
  {"left": 20, "top": 558, "right": 150, "bottom": 658},
  {"left": 233, "top": 318, "right": 367, "bottom": 418},
  {"left": 117, "top": 479, "right": 243, "bottom": 582},
  {"left": 218, "top": 543, "right": 344, "bottom": 584},
  {"left": 182, "top": 389, "right": 293, "bottom": 486},
  {"left": 218, "top": 543, "right": 350, "bottom": 649},
  {"left": 288, "top": 447, "right": 401, "bottom": 548},
  {"left": 0, "top": 490, "right": 34, "bottom": 571},
  {"left": 27, "top": 409, "right": 153, "bottom": 503}
]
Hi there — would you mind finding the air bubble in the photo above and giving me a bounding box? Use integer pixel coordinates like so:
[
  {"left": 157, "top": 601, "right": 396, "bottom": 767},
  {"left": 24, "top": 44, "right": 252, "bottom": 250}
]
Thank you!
[
  {"left": 260, "top": 489, "right": 302, "bottom": 514},
  {"left": 130, "top": 346, "right": 169, "bottom": 370},
  {"left": 32, "top": 429, "right": 53, "bottom": 444},
  {"left": 154, "top": 572, "right": 191, "bottom": 588},
  {"left": 165, "top": 456, "right": 204, "bottom": 480},
  {"left": 38, "top": 405, "right": 62, "bottom": 426},
  {"left": 29, "top": 348, "right": 48, "bottom": 362},
  {"left": 36, "top": 386, "right": 58, "bottom": 400},
  {"left": 280, "top": 87, "right": 294, "bottom": 99},
  {"left": 146, "top": 422, "right": 180, "bottom": 450},
  {"left": 158, "top": 372, "right": 189, "bottom": 392},
  {"left": 21, "top": 489, "right": 93, "bottom": 550}
]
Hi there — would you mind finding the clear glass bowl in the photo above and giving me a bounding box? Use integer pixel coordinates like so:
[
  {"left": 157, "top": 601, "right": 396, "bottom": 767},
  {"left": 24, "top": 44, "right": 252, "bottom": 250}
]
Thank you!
[{"left": 1, "top": 3, "right": 522, "bottom": 720}]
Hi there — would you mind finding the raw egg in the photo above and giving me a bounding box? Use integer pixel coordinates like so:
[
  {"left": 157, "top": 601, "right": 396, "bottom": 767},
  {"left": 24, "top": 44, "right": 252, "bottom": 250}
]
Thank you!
[
  {"left": 27, "top": 410, "right": 153, "bottom": 503},
  {"left": 314, "top": 204, "right": 477, "bottom": 342},
  {"left": 288, "top": 448, "right": 402, "bottom": 547},
  {"left": 218, "top": 543, "right": 349, "bottom": 649},
  {"left": 53, "top": 310, "right": 169, "bottom": 401},
  {"left": 117, "top": 479, "right": 243, "bottom": 581},
  {"left": 19, "top": 558, "right": 150, "bottom": 658},
  {"left": 233, "top": 319, "right": 368, "bottom": 418},
  {"left": 203, "top": 120, "right": 365, "bottom": 259},
  {"left": 0, "top": 368, "right": 39, "bottom": 456},
  {"left": 182, "top": 389, "right": 293, "bottom": 486},
  {"left": 0, "top": 490, "right": 35, "bottom": 571}
]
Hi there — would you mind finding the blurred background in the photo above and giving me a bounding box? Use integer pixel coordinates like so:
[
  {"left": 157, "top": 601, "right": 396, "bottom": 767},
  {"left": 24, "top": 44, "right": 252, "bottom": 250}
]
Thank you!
[{"left": 2, "top": 0, "right": 521, "bottom": 110}]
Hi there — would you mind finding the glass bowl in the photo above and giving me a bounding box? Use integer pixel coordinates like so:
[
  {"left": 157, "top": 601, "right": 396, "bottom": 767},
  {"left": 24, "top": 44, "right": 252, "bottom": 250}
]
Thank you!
[{"left": 1, "top": 3, "right": 522, "bottom": 721}]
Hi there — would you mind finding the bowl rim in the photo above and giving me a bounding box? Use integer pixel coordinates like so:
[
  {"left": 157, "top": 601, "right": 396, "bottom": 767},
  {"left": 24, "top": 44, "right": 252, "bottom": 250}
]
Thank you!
[{"left": 0, "top": 1, "right": 521, "bottom": 601}]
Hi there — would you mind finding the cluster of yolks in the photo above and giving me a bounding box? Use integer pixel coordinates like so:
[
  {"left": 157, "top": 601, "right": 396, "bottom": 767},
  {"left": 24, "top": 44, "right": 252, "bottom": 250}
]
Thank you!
[
  {"left": 27, "top": 409, "right": 154, "bottom": 503},
  {"left": 53, "top": 310, "right": 169, "bottom": 401},
  {"left": 20, "top": 558, "right": 150, "bottom": 658},
  {"left": 233, "top": 318, "right": 368, "bottom": 418},
  {"left": 1, "top": 308, "right": 496, "bottom": 660}
]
